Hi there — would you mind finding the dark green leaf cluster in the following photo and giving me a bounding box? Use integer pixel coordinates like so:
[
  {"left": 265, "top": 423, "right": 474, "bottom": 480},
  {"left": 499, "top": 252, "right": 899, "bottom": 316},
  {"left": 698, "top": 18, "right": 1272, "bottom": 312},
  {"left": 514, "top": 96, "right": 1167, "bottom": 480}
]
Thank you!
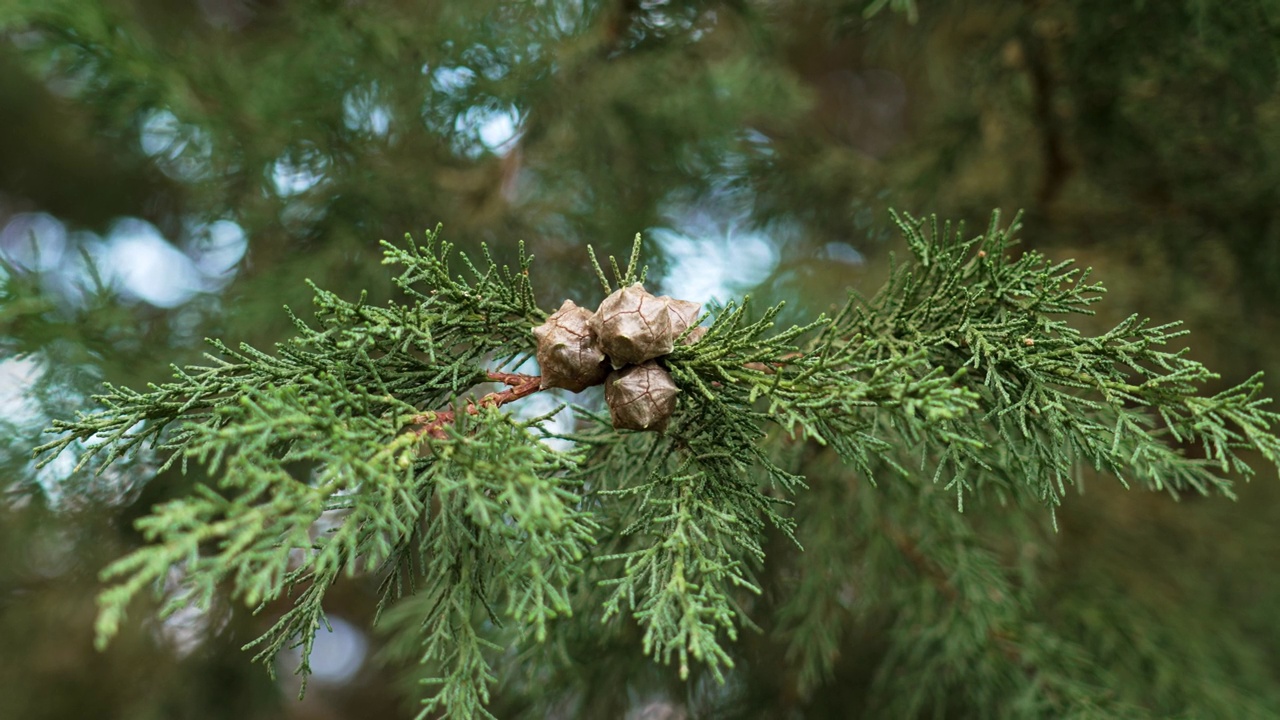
[
  {"left": 35, "top": 228, "right": 580, "bottom": 717},
  {"left": 36, "top": 228, "right": 542, "bottom": 472},
  {"left": 830, "top": 211, "right": 1280, "bottom": 517},
  {"left": 33, "top": 213, "right": 1280, "bottom": 718},
  {"left": 373, "top": 408, "right": 596, "bottom": 720}
]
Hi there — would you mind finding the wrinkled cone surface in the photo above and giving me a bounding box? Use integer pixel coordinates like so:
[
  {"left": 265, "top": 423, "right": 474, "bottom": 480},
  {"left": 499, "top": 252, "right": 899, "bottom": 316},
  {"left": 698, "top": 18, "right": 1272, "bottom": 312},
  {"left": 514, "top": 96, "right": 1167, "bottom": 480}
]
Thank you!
[
  {"left": 659, "top": 296, "right": 704, "bottom": 344},
  {"left": 533, "top": 299, "right": 608, "bottom": 392},
  {"left": 592, "top": 283, "right": 674, "bottom": 368},
  {"left": 605, "top": 360, "right": 680, "bottom": 431}
]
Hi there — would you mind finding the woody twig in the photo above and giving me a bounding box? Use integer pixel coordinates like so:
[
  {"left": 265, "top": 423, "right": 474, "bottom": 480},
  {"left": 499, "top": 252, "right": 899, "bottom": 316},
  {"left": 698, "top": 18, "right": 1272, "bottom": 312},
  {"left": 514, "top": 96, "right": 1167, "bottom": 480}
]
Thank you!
[{"left": 412, "top": 371, "right": 544, "bottom": 439}]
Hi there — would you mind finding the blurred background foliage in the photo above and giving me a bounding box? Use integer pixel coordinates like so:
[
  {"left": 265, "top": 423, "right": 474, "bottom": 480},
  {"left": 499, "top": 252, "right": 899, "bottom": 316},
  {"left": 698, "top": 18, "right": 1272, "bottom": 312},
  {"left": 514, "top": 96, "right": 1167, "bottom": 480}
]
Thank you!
[{"left": 2, "top": 0, "right": 1279, "bottom": 717}]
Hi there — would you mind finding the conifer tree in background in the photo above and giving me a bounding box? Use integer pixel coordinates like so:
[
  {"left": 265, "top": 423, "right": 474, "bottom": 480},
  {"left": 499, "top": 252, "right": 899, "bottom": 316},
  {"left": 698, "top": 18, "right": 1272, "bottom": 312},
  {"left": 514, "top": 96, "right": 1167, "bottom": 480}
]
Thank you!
[{"left": 3, "top": 2, "right": 1280, "bottom": 719}]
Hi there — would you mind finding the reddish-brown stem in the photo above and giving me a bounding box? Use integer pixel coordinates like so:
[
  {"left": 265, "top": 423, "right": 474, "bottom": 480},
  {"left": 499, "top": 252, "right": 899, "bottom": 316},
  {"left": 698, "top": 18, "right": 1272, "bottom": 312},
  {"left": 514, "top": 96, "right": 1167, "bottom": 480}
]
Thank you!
[
  {"left": 412, "top": 371, "right": 544, "bottom": 439},
  {"left": 411, "top": 351, "right": 807, "bottom": 437}
]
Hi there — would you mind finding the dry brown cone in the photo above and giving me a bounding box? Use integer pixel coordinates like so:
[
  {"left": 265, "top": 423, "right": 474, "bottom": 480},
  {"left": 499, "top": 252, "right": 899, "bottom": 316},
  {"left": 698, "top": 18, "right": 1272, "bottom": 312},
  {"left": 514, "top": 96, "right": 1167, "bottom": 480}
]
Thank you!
[
  {"left": 659, "top": 295, "right": 705, "bottom": 344},
  {"left": 532, "top": 299, "right": 608, "bottom": 392},
  {"left": 604, "top": 360, "right": 680, "bottom": 432},
  {"left": 591, "top": 283, "right": 674, "bottom": 368}
]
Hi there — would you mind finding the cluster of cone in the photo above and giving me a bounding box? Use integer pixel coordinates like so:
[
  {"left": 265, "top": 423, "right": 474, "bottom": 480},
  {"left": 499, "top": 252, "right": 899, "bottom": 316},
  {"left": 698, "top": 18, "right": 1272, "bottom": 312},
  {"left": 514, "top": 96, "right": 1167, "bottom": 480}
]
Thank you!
[{"left": 532, "top": 284, "right": 705, "bottom": 432}]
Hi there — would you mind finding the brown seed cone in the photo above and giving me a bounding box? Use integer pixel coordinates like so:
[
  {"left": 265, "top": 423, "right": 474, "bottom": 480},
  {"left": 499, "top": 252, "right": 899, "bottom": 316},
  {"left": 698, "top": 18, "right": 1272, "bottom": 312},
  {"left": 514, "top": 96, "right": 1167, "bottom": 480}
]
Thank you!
[
  {"left": 659, "top": 296, "right": 703, "bottom": 344},
  {"left": 591, "top": 283, "right": 674, "bottom": 368},
  {"left": 532, "top": 299, "right": 608, "bottom": 392},
  {"left": 604, "top": 361, "right": 679, "bottom": 432}
]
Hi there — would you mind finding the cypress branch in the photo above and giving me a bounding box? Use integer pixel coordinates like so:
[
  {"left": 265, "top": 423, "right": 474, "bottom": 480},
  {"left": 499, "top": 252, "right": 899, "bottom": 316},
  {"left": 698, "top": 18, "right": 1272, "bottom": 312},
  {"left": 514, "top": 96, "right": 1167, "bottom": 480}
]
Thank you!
[{"left": 34, "top": 212, "right": 1280, "bottom": 718}]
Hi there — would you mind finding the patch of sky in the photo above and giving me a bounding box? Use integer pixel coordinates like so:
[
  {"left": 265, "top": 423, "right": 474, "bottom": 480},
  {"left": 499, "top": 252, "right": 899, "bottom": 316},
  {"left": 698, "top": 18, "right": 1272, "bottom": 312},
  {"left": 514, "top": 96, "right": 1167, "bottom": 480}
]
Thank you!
[
  {"left": 104, "top": 218, "right": 206, "bottom": 308},
  {"left": 462, "top": 45, "right": 508, "bottom": 82},
  {"left": 0, "top": 214, "right": 103, "bottom": 309},
  {"left": 343, "top": 83, "right": 392, "bottom": 137},
  {"left": 270, "top": 145, "right": 330, "bottom": 197},
  {"left": 689, "top": 8, "right": 717, "bottom": 41},
  {"left": 431, "top": 65, "right": 477, "bottom": 94},
  {"left": 818, "top": 241, "right": 865, "bottom": 266},
  {"left": 139, "top": 109, "right": 214, "bottom": 183},
  {"left": 514, "top": 390, "right": 576, "bottom": 453},
  {"left": 0, "top": 214, "right": 249, "bottom": 310},
  {"left": 452, "top": 104, "right": 523, "bottom": 158},
  {"left": 0, "top": 356, "right": 45, "bottom": 431},
  {"left": 0, "top": 348, "right": 145, "bottom": 510},
  {"left": 478, "top": 108, "right": 522, "bottom": 151},
  {"left": 280, "top": 616, "right": 368, "bottom": 685},
  {"left": 46, "top": 232, "right": 114, "bottom": 307},
  {"left": 0, "top": 211, "right": 248, "bottom": 506},
  {"left": 651, "top": 192, "right": 781, "bottom": 306},
  {"left": 0, "top": 212, "right": 67, "bottom": 272},
  {"left": 639, "top": 0, "right": 677, "bottom": 29},
  {"left": 158, "top": 603, "right": 212, "bottom": 658},
  {"left": 183, "top": 218, "right": 248, "bottom": 288},
  {"left": 742, "top": 127, "right": 775, "bottom": 156},
  {"left": 155, "top": 566, "right": 229, "bottom": 658},
  {"left": 22, "top": 441, "right": 81, "bottom": 508},
  {"left": 534, "top": 0, "right": 589, "bottom": 39}
]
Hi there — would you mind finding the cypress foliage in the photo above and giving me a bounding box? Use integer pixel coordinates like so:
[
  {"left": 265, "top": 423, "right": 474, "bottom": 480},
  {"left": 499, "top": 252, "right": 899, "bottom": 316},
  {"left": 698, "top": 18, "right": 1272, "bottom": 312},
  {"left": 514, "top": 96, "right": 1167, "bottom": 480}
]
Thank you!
[{"left": 35, "top": 211, "right": 1280, "bottom": 718}]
